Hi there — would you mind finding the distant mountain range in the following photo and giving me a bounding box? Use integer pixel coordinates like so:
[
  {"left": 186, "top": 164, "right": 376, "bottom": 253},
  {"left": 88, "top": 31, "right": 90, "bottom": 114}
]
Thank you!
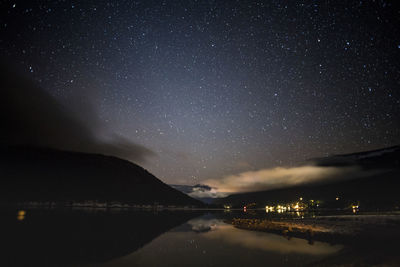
[
  {"left": 214, "top": 145, "right": 400, "bottom": 209},
  {"left": 0, "top": 146, "right": 202, "bottom": 206}
]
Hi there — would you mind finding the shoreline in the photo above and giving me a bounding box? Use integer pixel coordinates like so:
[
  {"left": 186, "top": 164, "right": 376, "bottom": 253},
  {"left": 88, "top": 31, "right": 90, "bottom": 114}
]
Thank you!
[{"left": 228, "top": 214, "right": 400, "bottom": 244}]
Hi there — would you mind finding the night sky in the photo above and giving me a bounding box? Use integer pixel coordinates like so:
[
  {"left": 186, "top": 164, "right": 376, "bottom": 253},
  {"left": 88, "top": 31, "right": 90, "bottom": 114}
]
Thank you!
[{"left": 1, "top": 0, "right": 399, "bottom": 187}]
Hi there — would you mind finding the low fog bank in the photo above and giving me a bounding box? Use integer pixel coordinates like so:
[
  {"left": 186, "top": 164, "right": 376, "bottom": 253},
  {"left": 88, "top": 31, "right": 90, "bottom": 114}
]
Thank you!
[{"left": 197, "top": 146, "right": 399, "bottom": 198}]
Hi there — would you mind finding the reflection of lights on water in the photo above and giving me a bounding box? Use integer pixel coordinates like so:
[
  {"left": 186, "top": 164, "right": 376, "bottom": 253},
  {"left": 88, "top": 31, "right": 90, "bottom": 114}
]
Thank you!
[{"left": 17, "top": 210, "right": 26, "bottom": 221}]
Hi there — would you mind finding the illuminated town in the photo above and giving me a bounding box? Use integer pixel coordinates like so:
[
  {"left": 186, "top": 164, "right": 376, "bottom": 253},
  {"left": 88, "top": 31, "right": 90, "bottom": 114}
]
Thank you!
[{"left": 224, "top": 196, "right": 362, "bottom": 214}]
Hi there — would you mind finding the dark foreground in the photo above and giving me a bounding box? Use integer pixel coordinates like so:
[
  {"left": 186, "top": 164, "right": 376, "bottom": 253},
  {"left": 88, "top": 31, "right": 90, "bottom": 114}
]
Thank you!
[{"left": 1, "top": 208, "right": 400, "bottom": 266}]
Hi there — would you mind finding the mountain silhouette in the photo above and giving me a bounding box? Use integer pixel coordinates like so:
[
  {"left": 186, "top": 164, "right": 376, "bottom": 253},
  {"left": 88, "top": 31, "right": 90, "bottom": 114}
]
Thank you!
[{"left": 0, "top": 146, "right": 202, "bottom": 206}]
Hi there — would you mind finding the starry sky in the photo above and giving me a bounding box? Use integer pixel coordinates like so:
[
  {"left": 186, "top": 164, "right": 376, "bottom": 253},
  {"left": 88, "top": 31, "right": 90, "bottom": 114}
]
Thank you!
[{"left": 1, "top": 0, "right": 399, "bottom": 186}]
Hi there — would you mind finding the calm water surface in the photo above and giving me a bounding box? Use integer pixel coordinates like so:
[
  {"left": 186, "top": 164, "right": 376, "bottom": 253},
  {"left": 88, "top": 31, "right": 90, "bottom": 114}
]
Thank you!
[
  {"left": 1, "top": 209, "right": 398, "bottom": 266},
  {"left": 104, "top": 214, "right": 342, "bottom": 267}
]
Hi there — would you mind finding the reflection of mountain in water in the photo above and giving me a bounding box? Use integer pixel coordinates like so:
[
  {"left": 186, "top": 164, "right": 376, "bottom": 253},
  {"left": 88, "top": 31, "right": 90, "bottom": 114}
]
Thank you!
[
  {"left": 189, "top": 218, "right": 220, "bottom": 233},
  {"left": 1, "top": 209, "right": 201, "bottom": 266},
  {"left": 104, "top": 214, "right": 343, "bottom": 267},
  {"left": 185, "top": 215, "right": 342, "bottom": 255}
]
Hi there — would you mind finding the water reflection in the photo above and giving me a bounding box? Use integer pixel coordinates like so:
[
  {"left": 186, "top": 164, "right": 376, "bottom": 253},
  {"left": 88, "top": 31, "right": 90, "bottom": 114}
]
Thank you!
[
  {"left": 0, "top": 209, "right": 200, "bottom": 266},
  {"left": 189, "top": 218, "right": 219, "bottom": 233},
  {"left": 105, "top": 214, "right": 343, "bottom": 267},
  {"left": 191, "top": 219, "right": 343, "bottom": 255},
  {"left": 4, "top": 210, "right": 397, "bottom": 266}
]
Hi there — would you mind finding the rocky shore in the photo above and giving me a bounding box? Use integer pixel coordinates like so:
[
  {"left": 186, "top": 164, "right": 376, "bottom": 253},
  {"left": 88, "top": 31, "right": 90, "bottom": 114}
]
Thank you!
[{"left": 229, "top": 214, "right": 400, "bottom": 244}]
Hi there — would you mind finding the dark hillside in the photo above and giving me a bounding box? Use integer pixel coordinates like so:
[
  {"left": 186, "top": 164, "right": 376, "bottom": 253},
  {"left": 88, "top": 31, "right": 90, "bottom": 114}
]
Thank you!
[{"left": 0, "top": 146, "right": 202, "bottom": 206}]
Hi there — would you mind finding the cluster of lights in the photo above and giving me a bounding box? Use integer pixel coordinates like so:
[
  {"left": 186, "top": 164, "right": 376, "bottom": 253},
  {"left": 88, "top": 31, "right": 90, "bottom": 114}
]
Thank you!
[
  {"left": 265, "top": 202, "right": 304, "bottom": 213},
  {"left": 265, "top": 205, "right": 292, "bottom": 213},
  {"left": 238, "top": 196, "right": 357, "bottom": 213},
  {"left": 265, "top": 205, "right": 274, "bottom": 212},
  {"left": 277, "top": 205, "right": 291, "bottom": 213},
  {"left": 17, "top": 210, "right": 26, "bottom": 221},
  {"left": 352, "top": 205, "right": 359, "bottom": 213}
]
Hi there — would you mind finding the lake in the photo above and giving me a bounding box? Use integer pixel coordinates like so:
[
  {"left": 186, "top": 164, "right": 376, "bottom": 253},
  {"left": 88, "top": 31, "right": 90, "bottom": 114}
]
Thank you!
[{"left": 1, "top": 208, "right": 398, "bottom": 266}]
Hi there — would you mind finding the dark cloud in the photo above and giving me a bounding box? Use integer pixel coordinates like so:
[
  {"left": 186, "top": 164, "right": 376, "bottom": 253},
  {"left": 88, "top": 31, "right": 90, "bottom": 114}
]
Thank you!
[
  {"left": 309, "top": 146, "right": 400, "bottom": 169},
  {"left": 0, "top": 64, "right": 155, "bottom": 163}
]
